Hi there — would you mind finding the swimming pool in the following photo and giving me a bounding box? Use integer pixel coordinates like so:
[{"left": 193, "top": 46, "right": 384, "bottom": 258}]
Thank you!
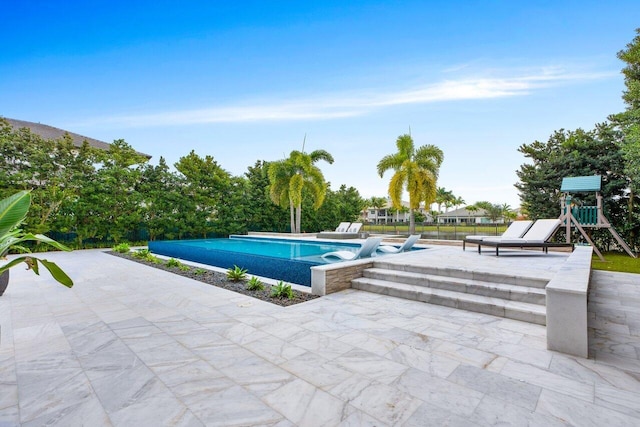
[{"left": 148, "top": 236, "right": 366, "bottom": 286}]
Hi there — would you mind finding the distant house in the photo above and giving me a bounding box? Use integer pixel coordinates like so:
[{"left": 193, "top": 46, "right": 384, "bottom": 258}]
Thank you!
[
  {"left": 436, "top": 207, "right": 504, "bottom": 224},
  {"left": 362, "top": 199, "right": 432, "bottom": 224},
  {"left": 3, "top": 117, "right": 151, "bottom": 158}
]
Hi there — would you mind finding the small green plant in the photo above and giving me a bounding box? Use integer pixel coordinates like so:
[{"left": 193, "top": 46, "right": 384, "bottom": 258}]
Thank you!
[
  {"left": 178, "top": 264, "right": 191, "bottom": 272},
  {"left": 165, "top": 258, "right": 181, "bottom": 268},
  {"left": 148, "top": 255, "right": 162, "bottom": 264},
  {"left": 132, "top": 249, "right": 151, "bottom": 259},
  {"left": 246, "top": 276, "right": 265, "bottom": 291},
  {"left": 193, "top": 268, "right": 208, "bottom": 275},
  {"left": 270, "top": 281, "right": 294, "bottom": 299},
  {"left": 113, "top": 243, "right": 131, "bottom": 253},
  {"left": 226, "top": 265, "right": 248, "bottom": 282}
]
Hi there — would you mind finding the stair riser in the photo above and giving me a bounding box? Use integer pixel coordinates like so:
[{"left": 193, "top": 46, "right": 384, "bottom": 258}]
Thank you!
[
  {"left": 363, "top": 271, "right": 546, "bottom": 305},
  {"left": 352, "top": 281, "right": 546, "bottom": 325},
  {"left": 372, "top": 262, "right": 547, "bottom": 289}
]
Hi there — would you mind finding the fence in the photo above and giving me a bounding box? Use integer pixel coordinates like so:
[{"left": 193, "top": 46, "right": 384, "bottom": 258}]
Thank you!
[{"left": 362, "top": 222, "right": 508, "bottom": 240}]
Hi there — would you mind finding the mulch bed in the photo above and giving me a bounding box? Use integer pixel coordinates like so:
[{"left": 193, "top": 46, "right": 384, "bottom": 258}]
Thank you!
[{"left": 107, "top": 251, "right": 320, "bottom": 306}]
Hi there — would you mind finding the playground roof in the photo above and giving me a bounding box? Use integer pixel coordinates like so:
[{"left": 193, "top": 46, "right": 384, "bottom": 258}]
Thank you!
[{"left": 561, "top": 175, "right": 601, "bottom": 192}]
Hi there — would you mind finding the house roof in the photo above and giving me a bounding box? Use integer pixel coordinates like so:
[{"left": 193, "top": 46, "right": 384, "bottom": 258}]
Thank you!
[
  {"left": 3, "top": 117, "right": 151, "bottom": 159},
  {"left": 437, "top": 207, "right": 488, "bottom": 217}
]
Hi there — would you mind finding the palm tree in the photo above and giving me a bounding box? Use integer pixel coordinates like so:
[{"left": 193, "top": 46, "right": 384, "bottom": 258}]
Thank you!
[
  {"left": 368, "top": 196, "right": 388, "bottom": 224},
  {"left": 268, "top": 149, "right": 334, "bottom": 233},
  {"left": 453, "top": 196, "right": 466, "bottom": 210},
  {"left": 435, "top": 187, "right": 453, "bottom": 213},
  {"left": 377, "top": 134, "right": 444, "bottom": 234},
  {"left": 466, "top": 204, "right": 479, "bottom": 223}
]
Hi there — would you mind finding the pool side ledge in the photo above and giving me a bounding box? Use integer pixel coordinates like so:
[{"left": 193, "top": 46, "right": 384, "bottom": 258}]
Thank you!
[
  {"left": 311, "top": 259, "right": 375, "bottom": 296},
  {"left": 545, "top": 246, "right": 593, "bottom": 358}
]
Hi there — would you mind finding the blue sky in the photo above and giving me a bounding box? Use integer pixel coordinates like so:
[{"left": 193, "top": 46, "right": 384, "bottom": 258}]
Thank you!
[{"left": 1, "top": 1, "right": 638, "bottom": 208}]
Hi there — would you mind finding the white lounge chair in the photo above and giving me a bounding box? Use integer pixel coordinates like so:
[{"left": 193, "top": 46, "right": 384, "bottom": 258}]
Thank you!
[
  {"left": 346, "top": 223, "right": 362, "bottom": 233},
  {"left": 377, "top": 234, "right": 421, "bottom": 254},
  {"left": 476, "top": 219, "right": 573, "bottom": 255},
  {"left": 463, "top": 220, "right": 533, "bottom": 250},
  {"left": 335, "top": 222, "right": 351, "bottom": 232},
  {"left": 321, "top": 237, "right": 382, "bottom": 261},
  {"left": 317, "top": 222, "right": 362, "bottom": 239}
]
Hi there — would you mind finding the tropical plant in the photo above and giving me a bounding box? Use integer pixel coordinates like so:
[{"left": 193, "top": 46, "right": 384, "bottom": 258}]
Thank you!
[
  {"left": 246, "top": 276, "right": 265, "bottom": 291},
  {"left": 268, "top": 146, "right": 334, "bottom": 233},
  {"left": 0, "top": 191, "right": 73, "bottom": 288},
  {"left": 165, "top": 258, "right": 181, "bottom": 268},
  {"left": 270, "top": 280, "right": 294, "bottom": 299},
  {"left": 113, "top": 243, "right": 131, "bottom": 253},
  {"left": 193, "top": 268, "right": 208, "bottom": 275},
  {"left": 132, "top": 249, "right": 152, "bottom": 259},
  {"left": 377, "top": 134, "right": 444, "bottom": 234},
  {"left": 226, "top": 265, "right": 248, "bottom": 281}
]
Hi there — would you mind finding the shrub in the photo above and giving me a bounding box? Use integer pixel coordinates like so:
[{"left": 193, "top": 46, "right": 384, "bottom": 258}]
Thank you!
[
  {"left": 165, "top": 258, "right": 181, "bottom": 268},
  {"left": 270, "top": 281, "right": 294, "bottom": 299},
  {"left": 178, "top": 264, "right": 191, "bottom": 272},
  {"left": 132, "top": 249, "right": 151, "bottom": 259},
  {"left": 193, "top": 268, "right": 208, "bottom": 275},
  {"left": 226, "top": 265, "right": 248, "bottom": 282},
  {"left": 113, "top": 243, "right": 131, "bottom": 253},
  {"left": 246, "top": 276, "right": 265, "bottom": 291}
]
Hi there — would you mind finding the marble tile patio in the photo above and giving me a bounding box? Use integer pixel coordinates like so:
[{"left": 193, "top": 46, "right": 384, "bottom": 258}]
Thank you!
[{"left": 0, "top": 249, "right": 638, "bottom": 426}]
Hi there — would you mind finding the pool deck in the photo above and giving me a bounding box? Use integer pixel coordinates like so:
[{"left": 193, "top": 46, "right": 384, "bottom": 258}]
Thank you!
[{"left": 1, "top": 248, "right": 639, "bottom": 426}]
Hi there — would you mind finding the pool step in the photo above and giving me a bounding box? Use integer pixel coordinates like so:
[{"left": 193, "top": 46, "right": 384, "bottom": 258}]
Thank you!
[
  {"left": 351, "top": 263, "right": 548, "bottom": 325},
  {"left": 361, "top": 268, "right": 546, "bottom": 305}
]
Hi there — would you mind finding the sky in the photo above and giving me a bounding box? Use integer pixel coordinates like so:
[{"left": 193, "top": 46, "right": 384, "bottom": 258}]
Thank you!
[{"left": 1, "top": 1, "right": 639, "bottom": 208}]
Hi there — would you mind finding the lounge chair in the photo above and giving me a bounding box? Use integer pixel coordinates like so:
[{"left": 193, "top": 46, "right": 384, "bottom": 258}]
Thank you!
[
  {"left": 317, "top": 222, "right": 362, "bottom": 239},
  {"left": 321, "top": 237, "right": 382, "bottom": 261},
  {"left": 377, "top": 234, "right": 421, "bottom": 254},
  {"left": 474, "top": 219, "right": 573, "bottom": 256},
  {"left": 463, "top": 220, "right": 533, "bottom": 250},
  {"left": 346, "top": 222, "right": 362, "bottom": 233},
  {"left": 335, "top": 222, "right": 351, "bottom": 232}
]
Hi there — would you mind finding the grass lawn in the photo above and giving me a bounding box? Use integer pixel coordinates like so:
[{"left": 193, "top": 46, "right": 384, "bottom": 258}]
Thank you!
[{"left": 592, "top": 252, "right": 640, "bottom": 274}]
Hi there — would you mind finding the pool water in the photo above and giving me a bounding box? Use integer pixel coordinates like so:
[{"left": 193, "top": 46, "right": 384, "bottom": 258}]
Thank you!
[
  {"left": 148, "top": 235, "right": 424, "bottom": 287},
  {"left": 148, "top": 236, "right": 362, "bottom": 287},
  {"left": 165, "top": 236, "right": 360, "bottom": 261}
]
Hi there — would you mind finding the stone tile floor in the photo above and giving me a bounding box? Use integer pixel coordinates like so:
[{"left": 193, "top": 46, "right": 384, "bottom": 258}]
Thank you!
[{"left": 0, "top": 249, "right": 638, "bottom": 426}]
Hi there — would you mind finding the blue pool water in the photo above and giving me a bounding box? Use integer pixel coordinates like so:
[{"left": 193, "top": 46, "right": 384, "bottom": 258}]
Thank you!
[{"left": 148, "top": 236, "right": 364, "bottom": 286}]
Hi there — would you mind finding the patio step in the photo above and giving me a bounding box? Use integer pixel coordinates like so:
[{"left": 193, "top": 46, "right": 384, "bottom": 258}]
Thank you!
[
  {"left": 362, "top": 268, "right": 546, "bottom": 305},
  {"left": 371, "top": 261, "right": 549, "bottom": 289},
  {"left": 351, "top": 277, "right": 546, "bottom": 325}
]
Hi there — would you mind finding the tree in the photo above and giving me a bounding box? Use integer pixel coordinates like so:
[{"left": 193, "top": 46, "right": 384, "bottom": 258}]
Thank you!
[
  {"left": 435, "top": 187, "right": 452, "bottom": 213},
  {"left": 368, "top": 196, "right": 388, "bottom": 224},
  {"left": 244, "top": 161, "right": 288, "bottom": 233},
  {"left": 611, "top": 28, "right": 640, "bottom": 195},
  {"left": 268, "top": 149, "right": 334, "bottom": 233},
  {"left": 453, "top": 196, "right": 466, "bottom": 210},
  {"left": 175, "top": 151, "right": 231, "bottom": 237},
  {"left": 377, "top": 134, "right": 444, "bottom": 234},
  {"left": 466, "top": 204, "right": 479, "bottom": 223}
]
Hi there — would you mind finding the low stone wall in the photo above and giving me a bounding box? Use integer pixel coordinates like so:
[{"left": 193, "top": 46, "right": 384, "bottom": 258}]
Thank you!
[
  {"left": 311, "top": 259, "right": 374, "bottom": 296},
  {"left": 546, "top": 246, "right": 593, "bottom": 358}
]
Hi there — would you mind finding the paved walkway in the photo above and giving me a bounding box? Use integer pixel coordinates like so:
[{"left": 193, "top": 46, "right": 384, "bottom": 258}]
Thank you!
[{"left": 0, "top": 249, "right": 638, "bottom": 426}]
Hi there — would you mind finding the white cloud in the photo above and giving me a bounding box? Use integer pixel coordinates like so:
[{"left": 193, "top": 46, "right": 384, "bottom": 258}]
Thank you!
[{"left": 78, "top": 66, "right": 614, "bottom": 128}]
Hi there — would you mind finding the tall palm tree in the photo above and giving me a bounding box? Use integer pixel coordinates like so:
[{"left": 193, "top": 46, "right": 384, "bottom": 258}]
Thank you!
[
  {"left": 268, "top": 149, "right": 334, "bottom": 233},
  {"left": 435, "top": 187, "right": 453, "bottom": 213},
  {"left": 377, "top": 134, "right": 444, "bottom": 234}
]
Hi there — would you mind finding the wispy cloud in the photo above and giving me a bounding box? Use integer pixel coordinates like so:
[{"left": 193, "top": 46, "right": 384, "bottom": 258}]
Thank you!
[{"left": 79, "top": 67, "right": 615, "bottom": 128}]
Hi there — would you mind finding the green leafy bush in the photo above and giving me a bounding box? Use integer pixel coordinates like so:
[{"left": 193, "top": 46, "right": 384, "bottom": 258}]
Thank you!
[
  {"left": 226, "top": 265, "right": 248, "bottom": 282},
  {"left": 193, "top": 268, "right": 207, "bottom": 275},
  {"left": 165, "top": 258, "right": 181, "bottom": 268},
  {"left": 270, "top": 281, "right": 294, "bottom": 299},
  {"left": 113, "top": 243, "right": 131, "bottom": 253},
  {"left": 132, "top": 249, "right": 151, "bottom": 259},
  {"left": 246, "top": 276, "right": 265, "bottom": 291},
  {"left": 178, "top": 264, "right": 191, "bottom": 272}
]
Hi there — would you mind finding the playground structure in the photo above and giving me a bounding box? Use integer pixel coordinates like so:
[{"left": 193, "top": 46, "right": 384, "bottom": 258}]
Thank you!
[{"left": 559, "top": 175, "right": 636, "bottom": 261}]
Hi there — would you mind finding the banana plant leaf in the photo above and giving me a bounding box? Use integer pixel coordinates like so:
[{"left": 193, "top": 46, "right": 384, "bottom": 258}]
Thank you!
[
  {"left": 0, "top": 256, "right": 73, "bottom": 288},
  {"left": 0, "top": 191, "right": 31, "bottom": 238}
]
